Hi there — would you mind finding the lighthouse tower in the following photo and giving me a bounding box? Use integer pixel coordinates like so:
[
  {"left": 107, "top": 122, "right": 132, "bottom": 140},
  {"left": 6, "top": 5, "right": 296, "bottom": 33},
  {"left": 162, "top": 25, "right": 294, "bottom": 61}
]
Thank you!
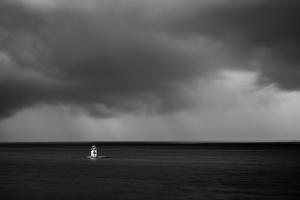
[{"left": 90, "top": 145, "right": 97, "bottom": 158}]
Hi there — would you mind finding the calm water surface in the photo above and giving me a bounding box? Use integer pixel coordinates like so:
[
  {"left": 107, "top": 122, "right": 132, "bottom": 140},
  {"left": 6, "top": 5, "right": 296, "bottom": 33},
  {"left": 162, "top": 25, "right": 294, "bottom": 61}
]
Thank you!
[{"left": 0, "top": 144, "right": 300, "bottom": 200}]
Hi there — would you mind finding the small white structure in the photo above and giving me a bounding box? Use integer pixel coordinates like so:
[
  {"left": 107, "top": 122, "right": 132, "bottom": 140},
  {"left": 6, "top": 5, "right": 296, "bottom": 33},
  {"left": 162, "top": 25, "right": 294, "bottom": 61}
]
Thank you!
[
  {"left": 88, "top": 145, "right": 108, "bottom": 159},
  {"left": 90, "top": 145, "right": 97, "bottom": 158}
]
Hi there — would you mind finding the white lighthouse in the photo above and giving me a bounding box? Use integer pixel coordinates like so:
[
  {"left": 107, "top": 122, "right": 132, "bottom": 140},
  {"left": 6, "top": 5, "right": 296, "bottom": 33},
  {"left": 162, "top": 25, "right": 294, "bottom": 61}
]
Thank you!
[
  {"left": 90, "top": 145, "right": 97, "bottom": 158},
  {"left": 88, "top": 145, "right": 108, "bottom": 159}
]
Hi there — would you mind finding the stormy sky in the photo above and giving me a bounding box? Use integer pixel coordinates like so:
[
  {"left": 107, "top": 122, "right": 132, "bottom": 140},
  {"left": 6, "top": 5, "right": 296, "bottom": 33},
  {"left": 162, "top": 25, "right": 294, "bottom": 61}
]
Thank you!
[{"left": 1, "top": 0, "right": 300, "bottom": 141}]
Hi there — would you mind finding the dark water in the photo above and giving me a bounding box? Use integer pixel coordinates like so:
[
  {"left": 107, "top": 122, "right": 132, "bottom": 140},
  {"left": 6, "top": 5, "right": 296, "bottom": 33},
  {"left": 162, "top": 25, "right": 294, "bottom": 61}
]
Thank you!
[{"left": 1, "top": 143, "right": 300, "bottom": 200}]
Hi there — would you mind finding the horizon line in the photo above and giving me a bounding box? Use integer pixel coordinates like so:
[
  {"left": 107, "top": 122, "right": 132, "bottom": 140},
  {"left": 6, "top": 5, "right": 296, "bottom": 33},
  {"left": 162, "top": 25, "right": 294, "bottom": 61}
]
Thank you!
[{"left": 1, "top": 141, "right": 300, "bottom": 144}]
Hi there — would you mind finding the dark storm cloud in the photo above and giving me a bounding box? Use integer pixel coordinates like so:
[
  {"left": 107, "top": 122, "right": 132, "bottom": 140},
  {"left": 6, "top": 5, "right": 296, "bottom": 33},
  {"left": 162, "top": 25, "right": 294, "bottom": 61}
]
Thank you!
[
  {"left": 0, "top": 0, "right": 300, "bottom": 118},
  {"left": 0, "top": 0, "right": 205, "bottom": 118},
  {"left": 164, "top": 0, "right": 300, "bottom": 89}
]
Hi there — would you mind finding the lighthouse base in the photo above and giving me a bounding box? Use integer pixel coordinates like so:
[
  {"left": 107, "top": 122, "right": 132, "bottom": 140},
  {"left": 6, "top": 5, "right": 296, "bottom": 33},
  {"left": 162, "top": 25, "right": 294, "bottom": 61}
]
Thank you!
[{"left": 87, "top": 155, "right": 109, "bottom": 160}]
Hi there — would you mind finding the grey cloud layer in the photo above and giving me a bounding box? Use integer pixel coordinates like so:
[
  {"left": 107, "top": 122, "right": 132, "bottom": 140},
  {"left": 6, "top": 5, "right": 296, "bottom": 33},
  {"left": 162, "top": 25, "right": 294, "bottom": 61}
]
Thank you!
[{"left": 0, "top": 0, "right": 299, "bottom": 118}]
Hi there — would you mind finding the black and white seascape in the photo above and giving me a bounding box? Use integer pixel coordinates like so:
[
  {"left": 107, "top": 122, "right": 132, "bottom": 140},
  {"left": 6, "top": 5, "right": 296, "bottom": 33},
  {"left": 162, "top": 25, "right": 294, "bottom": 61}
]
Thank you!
[{"left": 1, "top": 0, "right": 300, "bottom": 199}]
